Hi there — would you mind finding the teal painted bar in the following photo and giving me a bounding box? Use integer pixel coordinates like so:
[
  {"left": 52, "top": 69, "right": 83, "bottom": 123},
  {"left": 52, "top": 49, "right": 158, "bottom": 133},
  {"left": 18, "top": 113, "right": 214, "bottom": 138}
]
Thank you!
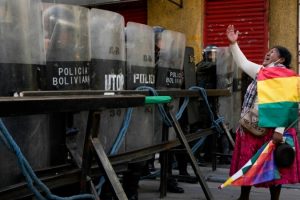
[{"left": 145, "top": 96, "right": 172, "bottom": 104}]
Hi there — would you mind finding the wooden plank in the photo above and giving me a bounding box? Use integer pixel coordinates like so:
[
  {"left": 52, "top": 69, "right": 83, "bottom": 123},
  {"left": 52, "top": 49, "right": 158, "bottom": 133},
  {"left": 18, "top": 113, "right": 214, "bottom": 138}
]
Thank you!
[
  {"left": 22, "top": 89, "right": 231, "bottom": 98},
  {"left": 169, "top": 112, "right": 214, "bottom": 200},
  {"left": 0, "top": 95, "right": 145, "bottom": 116},
  {"left": 91, "top": 138, "right": 128, "bottom": 200}
]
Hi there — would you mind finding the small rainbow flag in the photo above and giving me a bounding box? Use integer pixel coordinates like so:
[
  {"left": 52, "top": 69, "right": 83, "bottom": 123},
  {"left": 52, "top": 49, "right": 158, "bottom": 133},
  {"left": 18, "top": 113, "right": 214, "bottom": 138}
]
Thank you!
[
  {"left": 219, "top": 140, "right": 279, "bottom": 189},
  {"left": 257, "top": 67, "right": 300, "bottom": 127},
  {"left": 219, "top": 133, "right": 295, "bottom": 189}
]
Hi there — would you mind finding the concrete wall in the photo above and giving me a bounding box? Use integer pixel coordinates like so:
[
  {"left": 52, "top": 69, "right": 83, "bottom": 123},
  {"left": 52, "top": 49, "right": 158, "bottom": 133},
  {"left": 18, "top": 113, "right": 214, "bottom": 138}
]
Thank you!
[
  {"left": 147, "top": 0, "right": 204, "bottom": 63},
  {"left": 269, "top": 0, "right": 298, "bottom": 72}
]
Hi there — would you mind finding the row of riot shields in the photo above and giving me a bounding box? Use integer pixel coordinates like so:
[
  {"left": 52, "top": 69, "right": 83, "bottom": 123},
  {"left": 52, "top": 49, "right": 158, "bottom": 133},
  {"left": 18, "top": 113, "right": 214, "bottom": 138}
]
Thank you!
[{"left": 0, "top": 0, "right": 186, "bottom": 188}]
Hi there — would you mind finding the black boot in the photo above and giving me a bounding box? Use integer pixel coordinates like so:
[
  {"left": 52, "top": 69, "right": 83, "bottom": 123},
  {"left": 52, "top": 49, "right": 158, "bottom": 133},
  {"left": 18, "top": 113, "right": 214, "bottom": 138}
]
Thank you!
[
  {"left": 269, "top": 185, "right": 281, "bottom": 200},
  {"left": 167, "top": 178, "right": 184, "bottom": 193},
  {"left": 237, "top": 186, "right": 251, "bottom": 200},
  {"left": 123, "top": 162, "right": 145, "bottom": 200}
]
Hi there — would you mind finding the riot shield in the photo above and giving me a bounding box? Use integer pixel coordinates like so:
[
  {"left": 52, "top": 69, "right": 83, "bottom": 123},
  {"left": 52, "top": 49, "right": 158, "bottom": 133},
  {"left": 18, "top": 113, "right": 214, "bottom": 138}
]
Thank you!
[
  {"left": 183, "top": 47, "right": 200, "bottom": 126},
  {"left": 155, "top": 30, "right": 185, "bottom": 89},
  {"left": 154, "top": 29, "right": 186, "bottom": 142},
  {"left": 41, "top": 3, "right": 90, "bottom": 90},
  {"left": 89, "top": 9, "right": 126, "bottom": 153},
  {"left": 125, "top": 22, "right": 155, "bottom": 152},
  {"left": 42, "top": 3, "right": 91, "bottom": 174},
  {"left": 0, "top": 0, "right": 52, "bottom": 188},
  {"left": 89, "top": 8, "right": 126, "bottom": 90},
  {"left": 0, "top": 0, "right": 45, "bottom": 96},
  {"left": 126, "top": 22, "right": 155, "bottom": 89},
  {"left": 216, "top": 47, "right": 240, "bottom": 131}
]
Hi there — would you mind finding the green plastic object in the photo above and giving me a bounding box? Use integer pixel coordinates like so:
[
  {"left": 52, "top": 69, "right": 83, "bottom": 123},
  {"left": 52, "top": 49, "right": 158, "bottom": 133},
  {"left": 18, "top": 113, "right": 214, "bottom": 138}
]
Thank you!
[{"left": 145, "top": 96, "right": 172, "bottom": 104}]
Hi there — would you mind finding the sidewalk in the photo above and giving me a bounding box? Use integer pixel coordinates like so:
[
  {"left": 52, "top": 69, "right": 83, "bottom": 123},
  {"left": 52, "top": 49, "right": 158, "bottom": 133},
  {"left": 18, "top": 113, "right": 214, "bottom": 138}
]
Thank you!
[{"left": 138, "top": 165, "right": 300, "bottom": 200}]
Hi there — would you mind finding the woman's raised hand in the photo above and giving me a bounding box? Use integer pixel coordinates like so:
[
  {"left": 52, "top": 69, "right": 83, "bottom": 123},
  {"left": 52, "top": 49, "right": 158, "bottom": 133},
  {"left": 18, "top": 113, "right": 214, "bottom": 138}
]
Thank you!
[{"left": 226, "top": 25, "right": 239, "bottom": 44}]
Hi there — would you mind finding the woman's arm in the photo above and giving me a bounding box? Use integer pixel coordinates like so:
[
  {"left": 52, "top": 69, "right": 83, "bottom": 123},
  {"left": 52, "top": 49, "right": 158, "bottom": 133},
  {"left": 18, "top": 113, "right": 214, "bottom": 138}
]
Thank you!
[
  {"left": 229, "top": 43, "right": 261, "bottom": 79},
  {"left": 227, "top": 25, "right": 262, "bottom": 79}
]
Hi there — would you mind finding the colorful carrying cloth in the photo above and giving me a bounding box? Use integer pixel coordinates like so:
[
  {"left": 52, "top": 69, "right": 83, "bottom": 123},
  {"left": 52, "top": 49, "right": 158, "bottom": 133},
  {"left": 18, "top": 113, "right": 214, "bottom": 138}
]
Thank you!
[
  {"left": 220, "top": 140, "right": 278, "bottom": 188},
  {"left": 257, "top": 67, "right": 300, "bottom": 127},
  {"left": 220, "top": 132, "right": 295, "bottom": 189}
]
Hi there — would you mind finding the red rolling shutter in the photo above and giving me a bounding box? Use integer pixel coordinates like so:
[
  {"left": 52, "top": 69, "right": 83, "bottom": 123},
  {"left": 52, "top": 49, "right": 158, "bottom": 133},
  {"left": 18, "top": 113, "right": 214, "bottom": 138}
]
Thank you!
[
  {"left": 204, "top": 0, "right": 269, "bottom": 64},
  {"left": 97, "top": 0, "right": 147, "bottom": 24}
]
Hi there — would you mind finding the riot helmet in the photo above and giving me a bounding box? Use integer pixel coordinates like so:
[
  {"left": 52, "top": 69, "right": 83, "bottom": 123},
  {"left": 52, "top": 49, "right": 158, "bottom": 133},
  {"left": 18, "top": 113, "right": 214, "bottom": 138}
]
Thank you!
[
  {"left": 153, "top": 26, "right": 165, "bottom": 45},
  {"left": 153, "top": 26, "right": 165, "bottom": 63},
  {"left": 43, "top": 5, "right": 75, "bottom": 41},
  {"left": 43, "top": 5, "right": 80, "bottom": 61},
  {"left": 202, "top": 45, "right": 217, "bottom": 63}
]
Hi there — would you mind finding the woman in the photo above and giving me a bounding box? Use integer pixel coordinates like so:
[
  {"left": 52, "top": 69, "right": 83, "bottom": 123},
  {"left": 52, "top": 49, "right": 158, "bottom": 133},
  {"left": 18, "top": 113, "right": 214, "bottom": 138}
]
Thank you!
[{"left": 226, "top": 25, "right": 300, "bottom": 200}]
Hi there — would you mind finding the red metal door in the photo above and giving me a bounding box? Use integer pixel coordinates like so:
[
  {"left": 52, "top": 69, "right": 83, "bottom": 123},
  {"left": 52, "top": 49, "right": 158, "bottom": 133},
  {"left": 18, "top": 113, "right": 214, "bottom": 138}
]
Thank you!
[
  {"left": 96, "top": 0, "right": 147, "bottom": 24},
  {"left": 204, "top": 0, "right": 269, "bottom": 64}
]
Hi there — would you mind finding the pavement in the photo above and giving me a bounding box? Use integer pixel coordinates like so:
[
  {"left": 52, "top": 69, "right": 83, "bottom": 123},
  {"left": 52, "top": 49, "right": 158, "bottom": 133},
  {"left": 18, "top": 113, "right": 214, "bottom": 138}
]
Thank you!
[{"left": 137, "top": 164, "right": 300, "bottom": 200}]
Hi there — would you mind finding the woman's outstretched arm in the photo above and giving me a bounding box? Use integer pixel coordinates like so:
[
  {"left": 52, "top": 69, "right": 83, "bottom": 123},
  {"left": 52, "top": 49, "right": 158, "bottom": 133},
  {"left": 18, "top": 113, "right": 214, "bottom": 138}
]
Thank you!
[{"left": 227, "top": 25, "right": 261, "bottom": 79}]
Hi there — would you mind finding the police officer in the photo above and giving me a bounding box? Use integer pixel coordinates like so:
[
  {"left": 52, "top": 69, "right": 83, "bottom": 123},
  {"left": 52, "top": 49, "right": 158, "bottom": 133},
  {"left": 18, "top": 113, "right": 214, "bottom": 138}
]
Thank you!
[
  {"left": 194, "top": 45, "right": 219, "bottom": 163},
  {"left": 196, "top": 45, "right": 217, "bottom": 89}
]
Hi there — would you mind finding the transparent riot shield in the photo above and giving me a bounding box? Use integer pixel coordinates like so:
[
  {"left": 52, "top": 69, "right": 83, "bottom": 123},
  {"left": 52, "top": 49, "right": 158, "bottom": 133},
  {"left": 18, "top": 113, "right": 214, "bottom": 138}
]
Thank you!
[
  {"left": 89, "top": 9, "right": 126, "bottom": 153},
  {"left": 155, "top": 30, "right": 186, "bottom": 89},
  {"left": 41, "top": 3, "right": 90, "bottom": 90},
  {"left": 0, "top": 0, "right": 45, "bottom": 95},
  {"left": 42, "top": 5, "right": 90, "bottom": 166},
  {"left": 217, "top": 47, "right": 240, "bottom": 131},
  {"left": 216, "top": 47, "right": 234, "bottom": 129},
  {"left": 89, "top": 8, "right": 126, "bottom": 90},
  {"left": 126, "top": 22, "right": 155, "bottom": 89},
  {"left": 125, "top": 22, "right": 155, "bottom": 152},
  {"left": 154, "top": 29, "right": 186, "bottom": 142},
  {"left": 0, "top": 0, "right": 52, "bottom": 188},
  {"left": 216, "top": 47, "right": 238, "bottom": 158}
]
